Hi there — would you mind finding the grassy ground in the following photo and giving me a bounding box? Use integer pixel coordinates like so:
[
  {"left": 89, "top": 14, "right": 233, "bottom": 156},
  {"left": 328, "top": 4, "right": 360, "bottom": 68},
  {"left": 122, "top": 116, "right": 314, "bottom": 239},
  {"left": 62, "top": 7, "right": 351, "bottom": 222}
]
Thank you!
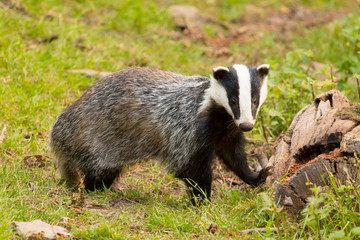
[{"left": 1, "top": 0, "right": 360, "bottom": 239}]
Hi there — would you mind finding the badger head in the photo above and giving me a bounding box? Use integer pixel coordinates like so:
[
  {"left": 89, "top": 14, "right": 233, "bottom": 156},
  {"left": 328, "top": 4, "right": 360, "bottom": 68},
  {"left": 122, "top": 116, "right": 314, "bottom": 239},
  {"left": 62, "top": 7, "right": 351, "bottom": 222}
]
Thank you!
[{"left": 204, "top": 64, "right": 269, "bottom": 132}]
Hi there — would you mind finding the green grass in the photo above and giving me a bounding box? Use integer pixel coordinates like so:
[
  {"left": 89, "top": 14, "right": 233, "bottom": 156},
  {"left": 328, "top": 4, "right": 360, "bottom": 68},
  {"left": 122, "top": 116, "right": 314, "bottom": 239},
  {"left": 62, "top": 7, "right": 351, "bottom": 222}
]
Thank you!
[{"left": 1, "top": 0, "right": 360, "bottom": 239}]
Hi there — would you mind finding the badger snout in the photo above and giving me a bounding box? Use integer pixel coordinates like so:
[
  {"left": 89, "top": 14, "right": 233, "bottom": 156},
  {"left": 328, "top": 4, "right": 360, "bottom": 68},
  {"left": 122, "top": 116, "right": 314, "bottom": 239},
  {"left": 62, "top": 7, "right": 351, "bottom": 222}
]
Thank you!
[{"left": 238, "top": 122, "right": 254, "bottom": 132}]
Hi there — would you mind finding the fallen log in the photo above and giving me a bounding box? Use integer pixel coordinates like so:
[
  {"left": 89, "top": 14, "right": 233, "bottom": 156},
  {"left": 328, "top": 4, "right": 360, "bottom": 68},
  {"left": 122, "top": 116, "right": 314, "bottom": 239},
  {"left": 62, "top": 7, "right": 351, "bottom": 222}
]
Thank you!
[{"left": 267, "top": 89, "right": 360, "bottom": 217}]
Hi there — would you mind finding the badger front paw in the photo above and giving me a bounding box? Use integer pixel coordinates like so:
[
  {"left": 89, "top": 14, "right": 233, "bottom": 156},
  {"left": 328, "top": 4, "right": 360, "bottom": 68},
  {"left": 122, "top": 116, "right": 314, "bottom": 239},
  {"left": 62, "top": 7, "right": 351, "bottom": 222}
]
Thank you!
[{"left": 257, "top": 166, "right": 273, "bottom": 185}]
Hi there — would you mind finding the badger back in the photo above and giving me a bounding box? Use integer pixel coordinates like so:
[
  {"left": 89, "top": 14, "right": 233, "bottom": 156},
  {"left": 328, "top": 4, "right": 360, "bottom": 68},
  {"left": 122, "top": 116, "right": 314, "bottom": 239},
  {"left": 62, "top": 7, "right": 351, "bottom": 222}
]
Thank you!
[{"left": 50, "top": 67, "right": 211, "bottom": 170}]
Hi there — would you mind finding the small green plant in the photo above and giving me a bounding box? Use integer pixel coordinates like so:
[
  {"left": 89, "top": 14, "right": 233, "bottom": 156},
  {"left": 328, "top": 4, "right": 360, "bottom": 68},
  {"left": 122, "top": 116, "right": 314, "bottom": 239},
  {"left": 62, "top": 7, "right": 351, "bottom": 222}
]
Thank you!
[
  {"left": 338, "top": 15, "right": 360, "bottom": 79},
  {"left": 299, "top": 156, "right": 360, "bottom": 239},
  {"left": 300, "top": 182, "right": 360, "bottom": 239},
  {"left": 257, "top": 154, "right": 360, "bottom": 239},
  {"left": 259, "top": 191, "right": 284, "bottom": 239},
  {"left": 258, "top": 49, "right": 316, "bottom": 137}
]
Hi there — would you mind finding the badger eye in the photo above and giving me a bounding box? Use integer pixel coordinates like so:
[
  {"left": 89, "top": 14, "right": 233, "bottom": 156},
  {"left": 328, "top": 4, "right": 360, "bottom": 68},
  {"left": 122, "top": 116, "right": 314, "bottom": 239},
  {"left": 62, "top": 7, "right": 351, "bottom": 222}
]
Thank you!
[
  {"left": 231, "top": 98, "right": 237, "bottom": 105},
  {"left": 253, "top": 99, "right": 257, "bottom": 105}
]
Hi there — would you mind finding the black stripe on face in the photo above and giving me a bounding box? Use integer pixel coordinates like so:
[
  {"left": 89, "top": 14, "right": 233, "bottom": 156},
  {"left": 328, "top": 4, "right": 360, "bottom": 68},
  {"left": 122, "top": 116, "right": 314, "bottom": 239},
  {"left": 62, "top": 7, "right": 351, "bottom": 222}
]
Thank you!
[
  {"left": 216, "top": 67, "right": 240, "bottom": 120},
  {"left": 248, "top": 66, "right": 263, "bottom": 119}
]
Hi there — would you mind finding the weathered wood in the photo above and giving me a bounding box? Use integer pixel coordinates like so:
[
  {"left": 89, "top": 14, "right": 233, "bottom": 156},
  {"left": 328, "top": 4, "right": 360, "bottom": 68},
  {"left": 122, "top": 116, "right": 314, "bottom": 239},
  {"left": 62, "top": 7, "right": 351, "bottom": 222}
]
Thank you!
[
  {"left": 268, "top": 90, "right": 360, "bottom": 217},
  {"left": 274, "top": 153, "right": 359, "bottom": 216},
  {"left": 274, "top": 183, "right": 305, "bottom": 217},
  {"left": 168, "top": 5, "right": 231, "bottom": 30},
  {"left": 289, "top": 89, "right": 354, "bottom": 160},
  {"left": 288, "top": 157, "right": 334, "bottom": 200},
  {"left": 340, "top": 125, "right": 360, "bottom": 156},
  {"left": 266, "top": 138, "right": 291, "bottom": 185},
  {"left": 168, "top": 5, "right": 202, "bottom": 29}
]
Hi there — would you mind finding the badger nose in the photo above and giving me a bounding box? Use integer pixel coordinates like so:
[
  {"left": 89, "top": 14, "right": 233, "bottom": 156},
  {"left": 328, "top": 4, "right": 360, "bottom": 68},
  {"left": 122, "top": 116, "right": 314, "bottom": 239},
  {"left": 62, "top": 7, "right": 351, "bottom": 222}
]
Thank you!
[{"left": 239, "top": 122, "right": 254, "bottom": 132}]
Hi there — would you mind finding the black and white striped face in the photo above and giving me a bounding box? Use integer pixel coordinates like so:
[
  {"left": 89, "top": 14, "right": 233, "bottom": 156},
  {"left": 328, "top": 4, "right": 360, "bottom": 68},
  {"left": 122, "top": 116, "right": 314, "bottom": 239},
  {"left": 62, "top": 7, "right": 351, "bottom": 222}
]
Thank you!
[{"left": 207, "top": 64, "right": 269, "bottom": 131}]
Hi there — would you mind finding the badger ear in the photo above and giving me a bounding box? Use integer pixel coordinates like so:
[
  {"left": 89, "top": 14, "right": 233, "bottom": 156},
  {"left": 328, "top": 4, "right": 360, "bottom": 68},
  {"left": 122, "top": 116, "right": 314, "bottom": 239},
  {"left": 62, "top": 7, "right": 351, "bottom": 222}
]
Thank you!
[
  {"left": 257, "top": 64, "right": 270, "bottom": 76},
  {"left": 212, "top": 66, "right": 229, "bottom": 80}
]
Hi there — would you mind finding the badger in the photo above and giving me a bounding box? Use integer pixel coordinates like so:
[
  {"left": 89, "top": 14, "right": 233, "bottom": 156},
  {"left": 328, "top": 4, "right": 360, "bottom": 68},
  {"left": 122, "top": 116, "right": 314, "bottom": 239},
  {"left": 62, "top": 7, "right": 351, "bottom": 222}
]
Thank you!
[{"left": 50, "top": 64, "right": 270, "bottom": 203}]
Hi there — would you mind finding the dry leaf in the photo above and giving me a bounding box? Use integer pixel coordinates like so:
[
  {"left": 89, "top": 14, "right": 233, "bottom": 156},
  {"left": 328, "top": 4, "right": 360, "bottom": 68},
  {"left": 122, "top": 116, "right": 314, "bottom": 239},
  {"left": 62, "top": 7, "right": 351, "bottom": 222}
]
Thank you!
[
  {"left": 72, "top": 207, "right": 83, "bottom": 215},
  {"left": 207, "top": 223, "right": 218, "bottom": 234},
  {"left": 37, "top": 132, "right": 49, "bottom": 139},
  {"left": 24, "top": 131, "right": 34, "bottom": 139},
  {"left": 23, "top": 155, "right": 50, "bottom": 168},
  {"left": 72, "top": 193, "right": 85, "bottom": 206},
  {"left": 41, "top": 35, "right": 59, "bottom": 43},
  {"left": 0, "top": 76, "right": 10, "bottom": 82}
]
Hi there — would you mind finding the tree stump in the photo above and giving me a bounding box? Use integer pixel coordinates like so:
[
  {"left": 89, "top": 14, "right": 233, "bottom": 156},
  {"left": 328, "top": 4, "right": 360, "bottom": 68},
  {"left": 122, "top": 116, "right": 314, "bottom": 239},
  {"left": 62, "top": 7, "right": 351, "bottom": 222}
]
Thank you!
[{"left": 267, "top": 89, "right": 360, "bottom": 217}]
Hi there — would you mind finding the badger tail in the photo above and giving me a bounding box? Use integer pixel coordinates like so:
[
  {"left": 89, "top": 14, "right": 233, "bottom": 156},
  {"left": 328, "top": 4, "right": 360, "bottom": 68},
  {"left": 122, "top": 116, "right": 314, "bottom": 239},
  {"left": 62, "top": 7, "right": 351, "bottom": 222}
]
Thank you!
[{"left": 52, "top": 149, "right": 82, "bottom": 187}]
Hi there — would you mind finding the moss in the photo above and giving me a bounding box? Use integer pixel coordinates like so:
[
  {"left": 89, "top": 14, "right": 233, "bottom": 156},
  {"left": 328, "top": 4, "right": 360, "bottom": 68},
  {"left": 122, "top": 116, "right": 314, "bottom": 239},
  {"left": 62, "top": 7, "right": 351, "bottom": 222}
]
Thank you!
[{"left": 336, "top": 103, "right": 360, "bottom": 122}]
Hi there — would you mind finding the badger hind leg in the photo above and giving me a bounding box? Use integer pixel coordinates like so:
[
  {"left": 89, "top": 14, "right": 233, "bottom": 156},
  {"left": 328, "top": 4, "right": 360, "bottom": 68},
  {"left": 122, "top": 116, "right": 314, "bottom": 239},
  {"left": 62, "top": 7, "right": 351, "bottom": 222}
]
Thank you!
[
  {"left": 82, "top": 166, "right": 121, "bottom": 191},
  {"left": 54, "top": 152, "right": 82, "bottom": 187}
]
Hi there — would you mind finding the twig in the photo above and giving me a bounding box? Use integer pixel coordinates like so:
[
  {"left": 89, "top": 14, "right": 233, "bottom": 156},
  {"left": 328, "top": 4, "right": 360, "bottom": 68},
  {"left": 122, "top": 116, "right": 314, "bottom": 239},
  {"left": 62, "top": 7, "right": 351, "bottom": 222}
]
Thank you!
[
  {"left": 260, "top": 114, "right": 268, "bottom": 144},
  {"left": 0, "top": 125, "right": 6, "bottom": 144},
  {"left": 204, "top": 16, "right": 232, "bottom": 30},
  {"left": 330, "top": 64, "right": 335, "bottom": 82},
  {"left": 240, "top": 227, "right": 277, "bottom": 234},
  {"left": 354, "top": 153, "right": 360, "bottom": 187},
  {"left": 310, "top": 82, "right": 316, "bottom": 100},
  {"left": 67, "top": 69, "right": 111, "bottom": 78},
  {"left": 355, "top": 76, "right": 360, "bottom": 100},
  {"left": 4, "top": 149, "right": 16, "bottom": 159}
]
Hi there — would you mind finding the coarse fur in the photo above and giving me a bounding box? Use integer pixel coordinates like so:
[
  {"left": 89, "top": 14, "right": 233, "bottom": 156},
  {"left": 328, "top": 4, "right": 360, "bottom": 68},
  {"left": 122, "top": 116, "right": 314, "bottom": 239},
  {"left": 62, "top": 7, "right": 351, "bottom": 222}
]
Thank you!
[{"left": 50, "top": 65, "right": 270, "bottom": 204}]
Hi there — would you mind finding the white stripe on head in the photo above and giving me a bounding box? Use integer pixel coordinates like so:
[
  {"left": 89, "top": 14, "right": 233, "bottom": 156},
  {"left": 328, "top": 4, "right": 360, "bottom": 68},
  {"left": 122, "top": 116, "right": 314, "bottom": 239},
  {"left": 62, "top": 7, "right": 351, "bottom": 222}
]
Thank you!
[
  {"left": 205, "top": 76, "right": 234, "bottom": 118},
  {"left": 233, "top": 64, "right": 253, "bottom": 126},
  {"left": 199, "top": 66, "right": 233, "bottom": 117}
]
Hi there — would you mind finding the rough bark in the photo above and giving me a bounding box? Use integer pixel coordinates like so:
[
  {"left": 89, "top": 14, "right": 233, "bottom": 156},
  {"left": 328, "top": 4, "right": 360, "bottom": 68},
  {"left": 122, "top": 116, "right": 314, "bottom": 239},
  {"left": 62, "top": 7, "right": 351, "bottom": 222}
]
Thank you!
[
  {"left": 340, "top": 125, "right": 360, "bottom": 156},
  {"left": 268, "top": 89, "right": 360, "bottom": 217},
  {"left": 266, "top": 137, "right": 291, "bottom": 185},
  {"left": 288, "top": 89, "right": 355, "bottom": 160}
]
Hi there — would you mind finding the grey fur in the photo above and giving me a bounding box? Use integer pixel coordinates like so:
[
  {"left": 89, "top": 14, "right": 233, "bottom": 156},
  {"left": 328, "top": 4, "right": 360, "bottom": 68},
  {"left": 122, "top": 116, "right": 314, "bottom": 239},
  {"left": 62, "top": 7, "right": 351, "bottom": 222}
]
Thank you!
[{"left": 50, "top": 66, "right": 270, "bottom": 202}]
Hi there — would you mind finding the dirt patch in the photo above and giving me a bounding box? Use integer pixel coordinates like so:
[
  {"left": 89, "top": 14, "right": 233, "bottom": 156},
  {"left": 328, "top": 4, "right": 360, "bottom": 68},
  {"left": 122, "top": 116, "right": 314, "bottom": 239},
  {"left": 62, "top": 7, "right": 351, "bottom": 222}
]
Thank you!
[
  {"left": 109, "top": 197, "right": 139, "bottom": 209},
  {"left": 169, "top": 4, "right": 350, "bottom": 60},
  {"left": 0, "top": 0, "right": 31, "bottom": 16},
  {"left": 236, "top": 5, "right": 349, "bottom": 41},
  {"left": 23, "top": 155, "right": 51, "bottom": 168},
  {"left": 212, "top": 159, "right": 244, "bottom": 187},
  {"left": 85, "top": 204, "right": 110, "bottom": 215}
]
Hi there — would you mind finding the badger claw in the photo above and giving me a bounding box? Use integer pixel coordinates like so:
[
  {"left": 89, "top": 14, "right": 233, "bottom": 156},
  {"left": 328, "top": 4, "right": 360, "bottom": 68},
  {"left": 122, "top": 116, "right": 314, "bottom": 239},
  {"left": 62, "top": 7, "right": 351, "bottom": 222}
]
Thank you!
[{"left": 257, "top": 166, "right": 273, "bottom": 185}]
